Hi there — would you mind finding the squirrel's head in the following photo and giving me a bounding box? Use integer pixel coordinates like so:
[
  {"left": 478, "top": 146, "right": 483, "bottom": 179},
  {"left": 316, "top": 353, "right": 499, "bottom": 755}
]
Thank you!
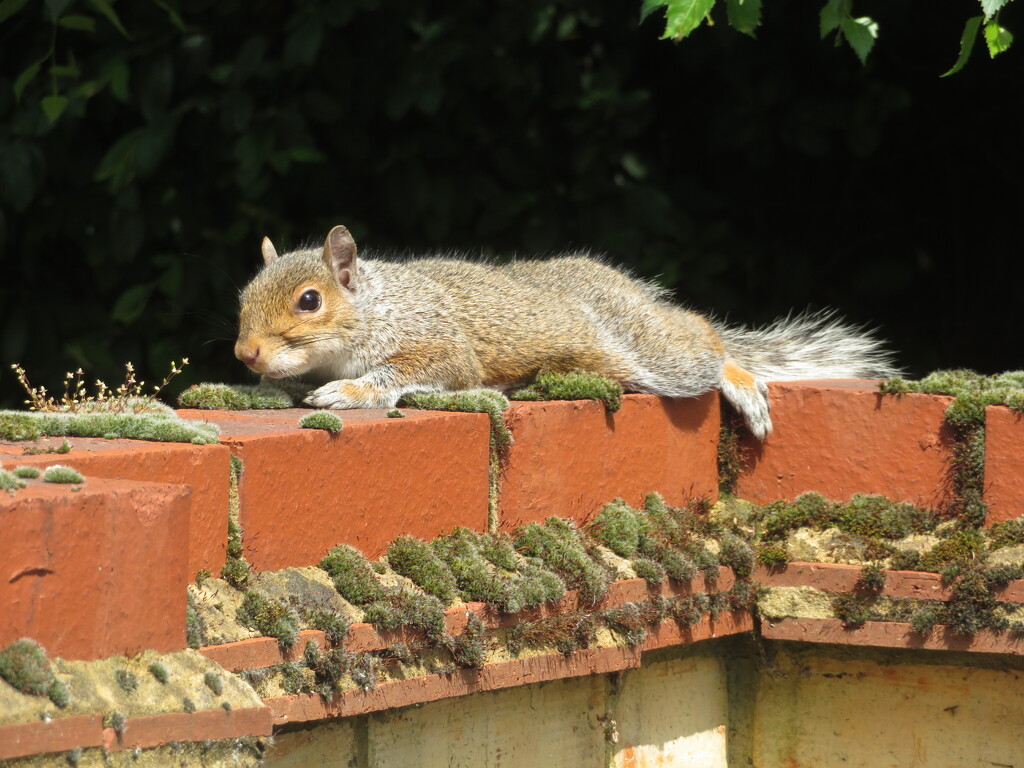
[{"left": 235, "top": 225, "right": 360, "bottom": 378}]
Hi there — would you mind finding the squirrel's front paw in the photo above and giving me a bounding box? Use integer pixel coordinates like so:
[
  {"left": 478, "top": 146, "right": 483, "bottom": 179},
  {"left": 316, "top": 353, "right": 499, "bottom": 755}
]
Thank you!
[{"left": 304, "top": 380, "right": 396, "bottom": 410}]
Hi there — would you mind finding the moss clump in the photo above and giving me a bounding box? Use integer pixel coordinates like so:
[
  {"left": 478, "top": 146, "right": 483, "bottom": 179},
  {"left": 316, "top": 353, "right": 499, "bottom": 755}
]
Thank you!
[
  {"left": 602, "top": 601, "right": 669, "bottom": 647},
  {"left": 831, "top": 593, "right": 873, "bottom": 628},
  {"left": 298, "top": 410, "right": 343, "bottom": 434},
  {"left": 589, "top": 499, "right": 648, "bottom": 558},
  {"left": 221, "top": 516, "right": 251, "bottom": 589},
  {"left": 186, "top": 594, "right": 206, "bottom": 649},
  {"left": 149, "top": 661, "right": 169, "bottom": 684},
  {"left": 631, "top": 557, "right": 666, "bottom": 584},
  {"left": 515, "top": 518, "right": 610, "bottom": 604},
  {"left": 717, "top": 533, "right": 755, "bottom": 578},
  {"left": 0, "top": 469, "right": 26, "bottom": 491},
  {"left": 203, "top": 671, "right": 224, "bottom": 696},
  {"left": 319, "top": 544, "right": 387, "bottom": 605},
  {"left": 858, "top": 562, "right": 886, "bottom": 592},
  {"left": 48, "top": 679, "right": 70, "bottom": 708},
  {"left": 756, "top": 544, "right": 789, "bottom": 568},
  {"left": 387, "top": 536, "right": 458, "bottom": 604},
  {"left": 386, "top": 409, "right": 404, "bottom": 418},
  {"left": 0, "top": 638, "right": 56, "bottom": 696},
  {"left": 115, "top": 669, "right": 139, "bottom": 693},
  {"left": 431, "top": 528, "right": 524, "bottom": 612},
  {"left": 918, "top": 528, "right": 986, "bottom": 573},
  {"left": 362, "top": 590, "right": 446, "bottom": 641},
  {"left": 506, "top": 612, "right": 597, "bottom": 658},
  {"left": 178, "top": 382, "right": 293, "bottom": 410},
  {"left": 302, "top": 608, "right": 351, "bottom": 645},
  {"left": 401, "top": 390, "right": 512, "bottom": 453},
  {"left": 508, "top": 370, "right": 623, "bottom": 412},
  {"left": 717, "top": 409, "right": 745, "bottom": 495},
  {"left": 0, "top": 408, "right": 220, "bottom": 444},
  {"left": 11, "top": 466, "right": 40, "bottom": 479},
  {"left": 443, "top": 613, "right": 488, "bottom": 668},
  {"left": 755, "top": 493, "right": 938, "bottom": 542},
  {"left": 105, "top": 711, "right": 127, "bottom": 735},
  {"left": 909, "top": 605, "right": 941, "bottom": 635},
  {"left": 41, "top": 464, "right": 84, "bottom": 484},
  {"left": 988, "top": 519, "right": 1024, "bottom": 550},
  {"left": 236, "top": 591, "right": 300, "bottom": 648}
]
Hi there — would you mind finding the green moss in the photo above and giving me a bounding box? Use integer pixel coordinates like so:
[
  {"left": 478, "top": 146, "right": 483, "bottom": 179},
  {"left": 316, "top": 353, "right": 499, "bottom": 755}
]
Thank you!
[
  {"left": 508, "top": 370, "right": 623, "bottom": 412},
  {"left": 514, "top": 517, "right": 610, "bottom": 604},
  {"left": 909, "top": 605, "right": 941, "bottom": 635},
  {"left": 631, "top": 557, "right": 666, "bottom": 584},
  {"left": 754, "top": 493, "right": 938, "bottom": 542},
  {"left": 831, "top": 593, "right": 873, "bottom": 628},
  {"left": 348, "top": 653, "right": 383, "bottom": 691},
  {"left": 0, "top": 469, "right": 26, "bottom": 491},
  {"left": 589, "top": 499, "right": 648, "bottom": 558},
  {"left": 443, "top": 613, "right": 488, "bottom": 668},
  {"left": 236, "top": 591, "right": 300, "bottom": 648},
  {"left": 0, "top": 638, "right": 55, "bottom": 696},
  {"left": 149, "top": 661, "right": 169, "bottom": 684},
  {"left": 919, "top": 528, "right": 986, "bottom": 572},
  {"left": 988, "top": 519, "right": 1024, "bottom": 550},
  {"left": 717, "top": 533, "right": 754, "bottom": 578},
  {"left": 0, "top": 408, "right": 220, "bottom": 444},
  {"left": 857, "top": 562, "right": 886, "bottom": 592},
  {"left": 302, "top": 608, "right": 350, "bottom": 645},
  {"left": 11, "top": 465, "right": 40, "bottom": 479},
  {"left": 386, "top": 409, "right": 405, "bottom": 418},
  {"left": 431, "top": 528, "right": 524, "bottom": 612},
  {"left": 518, "top": 564, "right": 567, "bottom": 606},
  {"left": 48, "top": 679, "right": 69, "bottom": 708},
  {"left": 186, "top": 594, "right": 206, "bottom": 649},
  {"left": 362, "top": 590, "right": 446, "bottom": 641},
  {"left": 717, "top": 409, "right": 745, "bottom": 495},
  {"left": 387, "top": 536, "right": 458, "bottom": 604},
  {"left": 401, "top": 389, "right": 512, "bottom": 453},
  {"left": 220, "top": 557, "right": 251, "bottom": 590},
  {"left": 319, "top": 545, "right": 386, "bottom": 605},
  {"left": 229, "top": 454, "right": 244, "bottom": 481},
  {"left": 115, "top": 669, "right": 139, "bottom": 693},
  {"left": 105, "top": 711, "right": 127, "bottom": 735},
  {"left": 298, "top": 410, "right": 343, "bottom": 434},
  {"left": 178, "top": 382, "right": 293, "bottom": 410},
  {"left": 203, "top": 671, "right": 224, "bottom": 696},
  {"left": 41, "top": 464, "right": 84, "bottom": 484},
  {"left": 756, "top": 544, "right": 789, "bottom": 568}
]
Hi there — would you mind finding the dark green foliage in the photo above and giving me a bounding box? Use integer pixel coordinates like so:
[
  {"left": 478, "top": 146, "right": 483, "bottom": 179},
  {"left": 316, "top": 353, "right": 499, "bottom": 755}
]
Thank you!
[
  {"left": 236, "top": 591, "right": 300, "bottom": 648},
  {"left": 386, "top": 409, "right": 405, "bottom": 418},
  {"left": 12, "top": 466, "right": 40, "bottom": 479},
  {"left": 48, "top": 679, "right": 70, "bottom": 708},
  {"left": 655, "top": 546, "right": 698, "bottom": 582},
  {"left": 509, "top": 371, "right": 623, "bottom": 412},
  {"left": 727, "top": 579, "right": 758, "bottom": 611},
  {"left": 670, "top": 594, "right": 710, "bottom": 626},
  {"left": 443, "top": 613, "right": 488, "bottom": 668},
  {"left": 515, "top": 518, "right": 610, "bottom": 604},
  {"left": 298, "top": 410, "right": 344, "bottom": 434},
  {"left": 222, "top": 515, "right": 251, "bottom": 589},
  {"left": 887, "top": 550, "right": 921, "bottom": 572},
  {"left": 857, "top": 562, "right": 886, "bottom": 592},
  {"left": 203, "top": 671, "right": 224, "bottom": 696},
  {"left": 589, "top": 499, "right": 648, "bottom": 558},
  {"left": 303, "top": 642, "right": 348, "bottom": 698},
  {"left": 988, "top": 519, "right": 1024, "bottom": 550},
  {"left": 178, "top": 383, "right": 292, "bottom": 410},
  {"left": 756, "top": 544, "right": 789, "bottom": 568},
  {"left": 388, "top": 536, "right": 458, "bottom": 604},
  {"left": 909, "top": 605, "right": 941, "bottom": 635},
  {"left": 984, "top": 563, "right": 1024, "bottom": 586},
  {"left": 318, "top": 545, "right": 386, "bottom": 605},
  {"left": 182, "top": 697, "right": 196, "bottom": 714},
  {"left": 0, "top": 638, "right": 55, "bottom": 696},
  {"left": 149, "top": 661, "right": 169, "bottom": 684},
  {"left": 362, "top": 590, "right": 446, "bottom": 641},
  {"left": 431, "top": 528, "right": 524, "bottom": 612},
  {"left": 831, "top": 593, "right": 873, "bottom": 628},
  {"left": 918, "top": 529, "right": 986, "bottom": 573},
  {"left": 115, "top": 669, "right": 139, "bottom": 693},
  {"left": 945, "top": 567, "right": 997, "bottom": 635},
  {"left": 754, "top": 493, "right": 938, "bottom": 542}
]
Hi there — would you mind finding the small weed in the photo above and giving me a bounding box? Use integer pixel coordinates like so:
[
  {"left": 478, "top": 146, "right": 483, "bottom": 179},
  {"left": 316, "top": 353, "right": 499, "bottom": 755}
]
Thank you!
[
  {"left": 105, "top": 711, "right": 127, "bottom": 735},
  {"left": 149, "top": 662, "right": 169, "bottom": 684},
  {"left": 0, "top": 469, "right": 26, "bottom": 492},
  {"left": 115, "top": 669, "right": 139, "bottom": 693},
  {"left": 857, "top": 562, "right": 886, "bottom": 592},
  {"left": 756, "top": 544, "right": 789, "bottom": 568}
]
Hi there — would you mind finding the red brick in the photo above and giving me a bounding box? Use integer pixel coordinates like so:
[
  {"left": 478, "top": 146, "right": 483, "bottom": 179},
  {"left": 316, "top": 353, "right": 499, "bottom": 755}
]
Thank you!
[
  {"left": 762, "top": 617, "right": 1024, "bottom": 655},
  {"left": 497, "top": 393, "right": 719, "bottom": 530},
  {"left": 0, "top": 440, "right": 231, "bottom": 576},
  {"left": 0, "top": 478, "right": 190, "bottom": 660},
  {"left": 199, "top": 631, "right": 327, "bottom": 672},
  {"left": 179, "top": 408, "right": 491, "bottom": 571},
  {"left": 103, "top": 706, "right": 273, "bottom": 751},
  {"left": 736, "top": 381, "right": 955, "bottom": 508},
  {"left": 0, "top": 715, "right": 102, "bottom": 761},
  {"left": 984, "top": 406, "right": 1024, "bottom": 524},
  {"left": 640, "top": 611, "right": 754, "bottom": 652}
]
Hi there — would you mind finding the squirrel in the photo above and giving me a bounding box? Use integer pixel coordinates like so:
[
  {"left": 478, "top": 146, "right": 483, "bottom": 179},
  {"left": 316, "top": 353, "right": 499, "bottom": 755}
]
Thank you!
[{"left": 235, "top": 225, "right": 898, "bottom": 438}]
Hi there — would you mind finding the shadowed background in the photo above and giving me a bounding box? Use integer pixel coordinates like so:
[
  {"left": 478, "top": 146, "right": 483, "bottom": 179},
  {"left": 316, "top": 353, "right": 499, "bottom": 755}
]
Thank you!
[{"left": 1, "top": 0, "right": 1021, "bottom": 406}]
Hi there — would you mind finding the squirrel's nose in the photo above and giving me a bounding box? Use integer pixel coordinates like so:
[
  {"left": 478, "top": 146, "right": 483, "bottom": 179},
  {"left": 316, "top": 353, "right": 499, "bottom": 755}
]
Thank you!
[{"left": 235, "top": 343, "right": 261, "bottom": 368}]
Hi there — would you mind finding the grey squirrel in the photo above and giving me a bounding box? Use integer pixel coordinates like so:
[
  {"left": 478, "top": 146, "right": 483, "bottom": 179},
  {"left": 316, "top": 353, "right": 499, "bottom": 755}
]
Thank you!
[{"left": 235, "top": 225, "right": 898, "bottom": 437}]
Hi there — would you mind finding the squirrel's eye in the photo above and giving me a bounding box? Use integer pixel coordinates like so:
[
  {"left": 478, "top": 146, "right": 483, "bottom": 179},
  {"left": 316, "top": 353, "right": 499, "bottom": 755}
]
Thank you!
[{"left": 296, "top": 289, "right": 322, "bottom": 312}]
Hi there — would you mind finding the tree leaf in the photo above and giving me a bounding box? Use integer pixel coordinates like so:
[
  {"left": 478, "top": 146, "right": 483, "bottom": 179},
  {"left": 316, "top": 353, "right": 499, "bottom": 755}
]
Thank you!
[
  {"left": 13, "top": 61, "right": 41, "bottom": 102},
  {"left": 984, "top": 19, "right": 1013, "bottom": 57},
  {"left": 111, "top": 283, "right": 154, "bottom": 325},
  {"left": 819, "top": 0, "right": 841, "bottom": 39},
  {"left": 94, "top": 129, "right": 141, "bottom": 187},
  {"left": 942, "top": 15, "right": 983, "bottom": 76},
  {"left": 44, "top": 0, "right": 72, "bottom": 22},
  {"left": 58, "top": 14, "right": 97, "bottom": 31},
  {"left": 726, "top": 0, "right": 761, "bottom": 36},
  {"left": 980, "top": 0, "right": 1009, "bottom": 20},
  {"left": 152, "top": 0, "right": 186, "bottom": 32},
  {"left": 839, "top": 16, "right": 878, "bottom": 65},
  {"left": 639, "top": 0, "right": 666, "bottom": 23},
  {"left": 41, "top": 95, "right": 68, "bottom": 123},
  {"left": 0, "top": 0, "right": 30, "bottom": 24},
  {"left": 660, "top": 0, "right": 716, "bottom": 40},
  {"left": 87, "top": 0, "right": 129, "bottom": 38}
]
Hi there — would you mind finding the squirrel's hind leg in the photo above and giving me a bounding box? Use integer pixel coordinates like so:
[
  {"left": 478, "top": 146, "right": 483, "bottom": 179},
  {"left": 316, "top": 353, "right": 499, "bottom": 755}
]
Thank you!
[{"left": 719, "top": 359, "right": 772, "bottom": 439}]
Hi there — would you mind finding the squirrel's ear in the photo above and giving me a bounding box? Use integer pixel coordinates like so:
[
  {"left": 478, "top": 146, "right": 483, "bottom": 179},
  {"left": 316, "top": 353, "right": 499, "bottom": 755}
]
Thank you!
[
  {"left": 322, "top": 225, "right": 358, "bottom": 291},
  {"left": 261, "top": 237, "right": 279, "bottom": 265}
]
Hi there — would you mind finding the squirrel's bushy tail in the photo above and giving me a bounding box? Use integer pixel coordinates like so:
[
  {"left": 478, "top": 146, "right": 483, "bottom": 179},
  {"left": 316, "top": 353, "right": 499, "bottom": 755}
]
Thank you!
[{"left": 715, "top": 310, "right": 900, "bottom": 382}]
